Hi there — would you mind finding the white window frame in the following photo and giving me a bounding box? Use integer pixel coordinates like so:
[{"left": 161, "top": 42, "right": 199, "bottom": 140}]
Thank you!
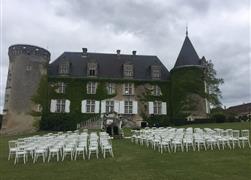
[
  {"left": 123, "top": 64, "right": 133, "bottom": 77},
  {"left": 107, "top": 83, "right": 115, "bottom": 95},
  {"left": 87, "top": 62, "right": 97, "bottom": 76},
  {"left": 86, "top": 100, "right": 95, "bottom": 113},
  {"left": 124, "top": 83, "right": 134, "bottom": 95},
  {"left": 59, "top": 63, "right": 69, "bottom": 74},
  {"left": 153, "top": 101, "right": 162, "bottom": 115},
  {"left": 87, "top": 82, "right": 97, "bottom": 94},
  {"left": 151, "top": 85, "right": 162, "bottom": 96},
  {"left": 57, "top": 82, "right": 66, "bottom": 94},
  {"left": 124, "top": 100, "right": 133, "bottom": 114},
  {"left": 56, "top": 99, "right": 66, "bottom": 113},
  {"left": 105, "top": 100, "right": 114, "bottom": 113}
]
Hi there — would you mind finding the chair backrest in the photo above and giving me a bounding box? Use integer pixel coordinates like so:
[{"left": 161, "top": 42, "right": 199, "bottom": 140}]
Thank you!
[
  {"left": 9, "top": 140, "right": 17, "bottom": 149},
  {"left": 233, "top": 130, "right": 240, "bottom": 138},
  {"left": 241, "top": 130, "right": 249, "bottom": 137}
]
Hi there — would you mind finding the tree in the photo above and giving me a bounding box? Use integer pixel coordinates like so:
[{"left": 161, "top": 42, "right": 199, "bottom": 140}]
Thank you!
[{"left": 203, "top": 59, "right": 224, "bottom": 107}]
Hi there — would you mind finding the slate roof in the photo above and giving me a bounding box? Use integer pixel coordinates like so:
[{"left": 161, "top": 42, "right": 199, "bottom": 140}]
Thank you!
[
  {"left": 227, "top": 103, "right": 251, "bottom": 115},
  {"left": 48, "top": 52, "right": 169, "bottom": 81},
  {"left": 174, "top": 36, "right": 201, "bottom": 68}
]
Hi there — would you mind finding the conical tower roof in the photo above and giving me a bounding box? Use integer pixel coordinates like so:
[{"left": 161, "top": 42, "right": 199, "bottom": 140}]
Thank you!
[{"left": 174, "top": 35, "right": 200, "bottom": 68}]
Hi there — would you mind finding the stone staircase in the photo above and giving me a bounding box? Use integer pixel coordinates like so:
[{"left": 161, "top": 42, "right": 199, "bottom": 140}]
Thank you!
[{"left": 78, "top": 116, "right": 103, "bottom": 130}]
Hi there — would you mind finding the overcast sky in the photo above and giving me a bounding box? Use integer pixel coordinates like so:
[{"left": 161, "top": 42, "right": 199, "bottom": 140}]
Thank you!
[{"left": 0, "top": 0, "right": 250, "bottom": 112}]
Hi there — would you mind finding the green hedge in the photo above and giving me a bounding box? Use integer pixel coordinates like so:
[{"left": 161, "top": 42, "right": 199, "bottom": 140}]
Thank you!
[
  {"left": 145, "top": 115, "right": 170, "bottom": 127},
  {"left": 40, "top": 113, "right": 97, "bottom": 131}
]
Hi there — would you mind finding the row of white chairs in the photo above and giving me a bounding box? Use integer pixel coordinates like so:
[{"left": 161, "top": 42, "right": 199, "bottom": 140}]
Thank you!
[
  {"left": 8, "top": 131, "right": 114, "bottom": 165},
  {"left": 131, "top": 127, "right": 251, "bottom": 153}
]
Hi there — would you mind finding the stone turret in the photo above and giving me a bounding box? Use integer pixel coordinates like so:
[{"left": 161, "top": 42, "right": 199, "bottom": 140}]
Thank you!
[{"left": 1, "top": 44, "right": 50, "bottom": 134}]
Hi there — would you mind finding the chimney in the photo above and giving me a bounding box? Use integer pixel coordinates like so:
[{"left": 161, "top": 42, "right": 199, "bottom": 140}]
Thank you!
[
  {"left": 82, "top": 48, "right": 87, "bottom": 54},
  {"left": 116, "top": 49, "right": 121, "bottom": 56},
  {"left": 132, "top": 50, "right": 137, "bottom": 56},
  {"left": 82, "top": 48, "right": 88, "bottom": 58}
]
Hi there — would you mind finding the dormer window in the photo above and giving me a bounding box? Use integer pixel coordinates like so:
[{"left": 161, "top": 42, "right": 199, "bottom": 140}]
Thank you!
[
  {"left": 87, "top": 62, "right": 97, "bottom": 77},
  {"left": 151, "top": 65, "right": 161, "bottom": 79},
  {"left": 123, "top": 64, "right": 133, "bottom": 78},
  {"left": 59, "top": 62, "right": 70, "bottom": 75}
]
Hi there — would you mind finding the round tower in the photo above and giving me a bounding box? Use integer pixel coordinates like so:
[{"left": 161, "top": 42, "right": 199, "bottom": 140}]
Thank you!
[
  {"left": 1, "top": 44, "right": 50, "bottom": 134},
  {"left": 170, "top": 33, "right": 208, "bottom": 121}
]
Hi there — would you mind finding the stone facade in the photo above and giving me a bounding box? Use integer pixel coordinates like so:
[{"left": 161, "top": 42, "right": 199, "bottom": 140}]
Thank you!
[{"left": 1, "top": 45, "right": 50, "bottom": 134}]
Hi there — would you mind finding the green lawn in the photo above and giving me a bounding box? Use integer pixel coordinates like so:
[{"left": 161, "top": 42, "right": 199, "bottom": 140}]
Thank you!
[{"left": 0, "top": 122, "right": 251, "bottom": 180}]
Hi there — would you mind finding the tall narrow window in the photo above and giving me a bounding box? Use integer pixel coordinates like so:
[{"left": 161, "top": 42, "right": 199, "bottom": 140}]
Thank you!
[
  {"left": 56, "top": 99, "right": 66, "bottom": 113},
  {"left": 153, "top": 101, "right": 162, "bottom": 115},
  {"left": 124, "top": 83, "right": 134, "bottom": 95},
  {"left": 87, "top": 82, "right": 97, "bottom": 94},
  {"left": 86, "top": 100, "right": 95, "bottom": 113},
  {"left": 124, "top": 100, "right": 133, "bottom": 114},
  {"left": 151, "top": 85, "right": 162, "bottom": 96},
  {"left": 105, "top": 100, "right": 114, "bottom": 113},
  {"left": 56, "top": 82, "right": 66, "bottom": 94},
  {"left": 106, "top": 83, "right": 115, "bottom": 95}
]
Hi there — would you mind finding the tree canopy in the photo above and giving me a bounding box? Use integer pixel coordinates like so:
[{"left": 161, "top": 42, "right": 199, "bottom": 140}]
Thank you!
[{"left": 203, "top": 59, "right": 224, "bottom": 107}]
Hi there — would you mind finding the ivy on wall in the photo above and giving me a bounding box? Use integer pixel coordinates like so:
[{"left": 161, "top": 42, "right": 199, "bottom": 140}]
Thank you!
[
  {"left": 33, "top": 76, "right": 170, "bottom": 130},
  {"left": 32, "top": 66, "right": 206, "bottom": 130},
  {"left": 170, "top": 67, "right": 206, "bottom": 119}
]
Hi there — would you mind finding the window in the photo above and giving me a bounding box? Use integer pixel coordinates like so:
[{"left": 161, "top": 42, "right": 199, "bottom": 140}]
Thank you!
[
  {"left": 86, "top": 100, "right": 95, "bottom": 113},
  {"left": 151, "top": 66, "right": 161, "bottom": 79},
  {"left": 151, "top": 85, "right": 162, "bottom": 96},
  {"left": 56, "top": 82, "right": 66, "bottom": 94},
  {"left": 56, "top": 99, "right": 66, "bottom": 113},
  {"left": 87, "top": 82, "right": 97, "bottom": 94},
  {"left": 125, "top": 100, "right": 133, "bottom": 114},
  {"left": 106, "top": 83, "right": 115, "bottom": 95},
  {"left": 124, "top": 83, "right": 134, "bottom": 95},
  {"left": 87, "top": 62, "right": 97, "bottom": 76},
  {"left": 106, "top": 100, "right": 114, "bottom": 113},
  {"left": 153, "top": 101, "right": 162, "bottom": 114},
  {"left": 26, "top": 65, "right": 32, "bottom": 71},
  {"left": 123, "top": 64, "right": 133, "bottom": 77},
  {"left": 59, "top": 62, "right": 69, "bottom": 74}
]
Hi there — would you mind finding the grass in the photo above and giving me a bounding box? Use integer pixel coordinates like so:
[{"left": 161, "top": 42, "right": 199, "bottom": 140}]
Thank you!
[{"left": 0, "top": 122, "right": 251, "bottom": 180}]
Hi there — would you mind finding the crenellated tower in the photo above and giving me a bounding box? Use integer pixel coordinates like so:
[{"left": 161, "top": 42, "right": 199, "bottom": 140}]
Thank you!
[{"left": 1, "top": 44, "right": 50, "bottom": 134}]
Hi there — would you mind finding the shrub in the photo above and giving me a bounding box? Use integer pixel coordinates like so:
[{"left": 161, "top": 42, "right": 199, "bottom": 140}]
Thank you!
[
  {"left": 145, "top": 115, "right": 170, "bottom": 127},
  {"left": 40, "top": 113, "right": 96, "bottom": 131},
  {"left": 211, "top": 113, "right": 226, "bottom": 123}
]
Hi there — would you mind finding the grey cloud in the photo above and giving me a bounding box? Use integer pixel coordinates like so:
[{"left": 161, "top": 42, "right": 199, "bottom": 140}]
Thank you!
[{"left": 0, "top": 0, "right": 250, "bottom": 112}]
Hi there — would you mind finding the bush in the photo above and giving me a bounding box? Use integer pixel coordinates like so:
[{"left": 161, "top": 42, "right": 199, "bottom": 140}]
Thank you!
[
  {"left": 211, "top": 113, "right": 226, "bottom": 123},
  {"left": 40, "top": 113, "right": 96, "bottom": 131},
  {"left": 145, "top": 115, "right": 170, "bottom": 127}
]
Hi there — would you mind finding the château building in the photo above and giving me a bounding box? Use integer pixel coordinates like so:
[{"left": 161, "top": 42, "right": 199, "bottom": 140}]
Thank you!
[{"left": 1, "top": 33, "right": 210, "bottom": 134}]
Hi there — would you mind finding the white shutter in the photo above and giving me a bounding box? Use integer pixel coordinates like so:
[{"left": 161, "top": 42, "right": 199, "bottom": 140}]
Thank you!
[
  {"left": 123, "top": 83, "right": 126, "bottom": 95},
  {"left": 161, "top": 102, "right": 167, "bottom": 115},
  {"left": 119, "top": 101, "right": 125, "bottom": 114},
  {"left": 132, "top": 83, "right": 135, "bottom": 95},
  {"left": 81, "top": 100, "right": 87, "bottom": 113},
  {"left": 65, "top": 100, "right": 70, "bottom": 113},
  {"left": 133, "top": 101, "right": 138, "bottom": 114},
  {"left": 101, "top": 100, "right": 106, "bottom": 113},
  {"left": 114, "top": 100, "right": 119, "bottom": 113},
  {"left": 95, "top": 101, "right": 100, "bottom": 113},
  {"left": 50, "top": 99, "right": 57, "bottom": 113},
  {"left": 148, "top": 102, "right": 153, "bottom": 114}
]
